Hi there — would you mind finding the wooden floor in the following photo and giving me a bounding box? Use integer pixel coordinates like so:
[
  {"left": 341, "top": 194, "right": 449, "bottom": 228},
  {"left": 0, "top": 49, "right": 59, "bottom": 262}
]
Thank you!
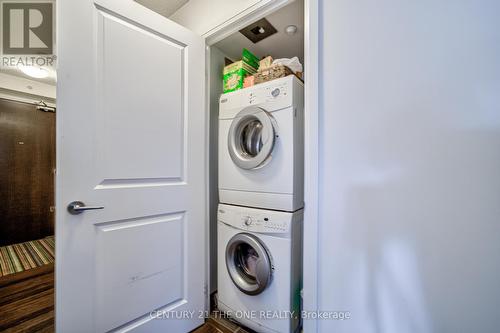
[
  {"left": 0, "top": 263, "right": 54, "bottom": 332},
  {"left": 0, "top": 264, "right": 248, "bottom": 333},
  {"left": 192, "top": 316, "right": 251, "bottom": 333}
]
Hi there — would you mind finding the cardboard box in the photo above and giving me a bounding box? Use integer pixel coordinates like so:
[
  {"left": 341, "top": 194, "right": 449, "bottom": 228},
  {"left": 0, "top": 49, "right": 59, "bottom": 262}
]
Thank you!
[
  {"left": 259, "top": 56, "right": 273, "bottom": 70},
  {"left": 223, "top": 60, "right": 257, "bottom": 75},
  {"left": 243, "top": 75, "right": 255, "bottom": 88}
]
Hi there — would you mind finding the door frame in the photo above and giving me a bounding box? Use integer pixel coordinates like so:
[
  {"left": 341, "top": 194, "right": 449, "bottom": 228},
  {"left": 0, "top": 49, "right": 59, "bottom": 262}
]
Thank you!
[
  {"left": 203, "top": 0, "right": 319, "bottom": 331},
  {"left": 204, "top": 0, "right": 294, "bottom": 45},
  {"left": 0, "top": 91, "right": 56, "bottom": 107}
]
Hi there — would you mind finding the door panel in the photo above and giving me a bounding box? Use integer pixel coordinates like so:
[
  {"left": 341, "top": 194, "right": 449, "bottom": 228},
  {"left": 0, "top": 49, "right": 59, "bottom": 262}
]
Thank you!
[
  {"left": 96, "top": 10, "right": 185, "bottom": 181},
  {"left": 57, "top": 0, "right": 206, "bottom": 332},
  {"left": 95, "top": 213, "right": 184, "bottom": 332}
]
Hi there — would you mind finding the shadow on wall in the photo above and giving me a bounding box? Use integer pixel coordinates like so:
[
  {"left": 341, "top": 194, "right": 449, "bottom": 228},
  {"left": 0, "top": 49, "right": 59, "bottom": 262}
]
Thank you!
[
  {"left": 317, "top": 0, "right": 500, "bottom": 332},
  {"left": 338, "top": 117, "right": 500, "bottom": 333}
]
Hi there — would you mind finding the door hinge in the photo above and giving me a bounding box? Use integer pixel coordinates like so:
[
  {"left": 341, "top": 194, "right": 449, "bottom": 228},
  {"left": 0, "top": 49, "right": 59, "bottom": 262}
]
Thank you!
[{"left": 36, "top": 100, "right": 56, "bottom": 113}]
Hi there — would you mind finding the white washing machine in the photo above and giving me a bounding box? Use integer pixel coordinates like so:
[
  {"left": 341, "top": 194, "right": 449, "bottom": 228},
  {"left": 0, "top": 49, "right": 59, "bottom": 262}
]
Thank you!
[
  {"left": 217, "top": 204, "right": 303, "bottom": 333},
  {"left": 218, "top": 75, "right": 304, "bottom": 212}
]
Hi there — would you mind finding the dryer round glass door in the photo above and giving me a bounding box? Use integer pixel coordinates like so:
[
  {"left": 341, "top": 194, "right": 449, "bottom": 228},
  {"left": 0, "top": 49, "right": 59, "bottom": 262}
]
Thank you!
[
  {"left": 225, "top": 233, "right": 272, "bottom": 295},
  {"left": 228, "top": 106, "right": 276, "bottom": 170}
]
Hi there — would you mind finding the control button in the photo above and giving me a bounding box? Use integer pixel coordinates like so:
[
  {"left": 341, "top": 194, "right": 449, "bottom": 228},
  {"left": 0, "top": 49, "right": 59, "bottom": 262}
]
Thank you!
[{"left": 271, "top": 88, "right": 280, "bottom": 97}]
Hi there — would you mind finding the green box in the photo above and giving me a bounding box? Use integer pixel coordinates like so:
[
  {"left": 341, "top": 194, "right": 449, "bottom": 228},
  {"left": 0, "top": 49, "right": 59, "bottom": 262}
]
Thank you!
[
  {"left": 223, "top": 60, "right": 257, "bottom": 75},
  {"left": 223, "top": 68, "right": 251, "bottom": 93},
  {"left": 222, "top": 49, "right": 259, "bottom": 93},
  {"left": 242, "top": 48, "right": 259, "bottom": 70}
]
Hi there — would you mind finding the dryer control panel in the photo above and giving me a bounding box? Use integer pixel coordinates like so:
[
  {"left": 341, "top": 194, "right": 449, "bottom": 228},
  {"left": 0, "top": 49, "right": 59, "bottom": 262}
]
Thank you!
[
  {"left": 218, "top": 204, "right": 298, "bottom": 234},
  {"left": 248, "top": 82, "right": 290, "bottom": 105},
  {"left": 219, "top": 75, "right": 303, "bottom": 119}
]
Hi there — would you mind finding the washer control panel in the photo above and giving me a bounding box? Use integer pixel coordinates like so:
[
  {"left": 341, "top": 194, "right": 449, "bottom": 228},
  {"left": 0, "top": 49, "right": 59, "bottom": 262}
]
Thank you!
[
  {"left": 239, "top": 214, "right": 289, "bottom": 233},
  {"left": 218, "top": 204, "right": 294, "bottom": 234}
]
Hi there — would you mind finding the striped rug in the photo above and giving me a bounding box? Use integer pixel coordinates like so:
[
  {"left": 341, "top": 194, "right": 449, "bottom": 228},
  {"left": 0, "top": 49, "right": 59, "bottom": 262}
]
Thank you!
[{"left": 0, "top": 236, "right": 55, "bottom": 277}]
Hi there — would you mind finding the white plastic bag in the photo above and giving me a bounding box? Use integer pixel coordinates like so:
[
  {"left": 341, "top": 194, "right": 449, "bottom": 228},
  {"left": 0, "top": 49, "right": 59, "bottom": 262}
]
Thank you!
[{"left": 272, "top": 56, "right": 303, "bottom": 73}]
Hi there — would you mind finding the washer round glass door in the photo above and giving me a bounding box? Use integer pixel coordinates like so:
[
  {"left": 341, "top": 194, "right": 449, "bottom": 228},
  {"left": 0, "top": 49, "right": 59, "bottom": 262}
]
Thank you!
[
  {"left": 228, "top": 106, "right": 276, "bottom": 170},
  {"left": 226, "top": 233, "right": 272, "bottom": 295}
]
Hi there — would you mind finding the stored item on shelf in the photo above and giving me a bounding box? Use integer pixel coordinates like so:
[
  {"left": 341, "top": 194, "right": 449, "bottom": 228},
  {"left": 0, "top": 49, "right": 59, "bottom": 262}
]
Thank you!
[
  {"left": 242, "top": 48, "right": 259, "bottom": 70},
  {"left": 223, "top": 60, "right": 257, "bottom": 75},
  {"left": 222, "top": 49, "right": 259, "bottom": 93},
  {"left": 272, "top": 57, "right": 303, "bottom": 74},
  {"left": 259, "top": 56, "right": 273, "bottom": 70},
  {"left": 223, "top": 60, "right": 257, "bottom": 93},
  {"left": 224, "top": 68, "right": 252, "bottom": 93},
  {"left": 243, "top": 75, "right": 255, "bottom": 88},
  {"left": 254, "top": 64, "right": 294, "bottom": 85}
]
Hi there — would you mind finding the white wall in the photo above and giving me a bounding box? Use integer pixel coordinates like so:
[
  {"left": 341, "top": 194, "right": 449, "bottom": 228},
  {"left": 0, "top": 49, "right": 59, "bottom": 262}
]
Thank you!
[
  {"left": 208, "top": 46, "right": 227, "bottom": 293},
  {"left": 317, "top": 1, "right": 500, "bottom": 332}
]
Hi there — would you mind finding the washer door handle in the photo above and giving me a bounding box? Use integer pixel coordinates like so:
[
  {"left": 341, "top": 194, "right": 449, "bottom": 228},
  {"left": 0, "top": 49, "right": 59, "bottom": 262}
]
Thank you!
[{"left": 255, "top": 258, "right": 271, "bottom": 287}]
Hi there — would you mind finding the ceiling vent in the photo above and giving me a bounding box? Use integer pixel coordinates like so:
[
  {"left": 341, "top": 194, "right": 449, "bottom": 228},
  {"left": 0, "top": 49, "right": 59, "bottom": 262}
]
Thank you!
[{"left": 239, "top": 18, "right": 277, "bottom": 43}]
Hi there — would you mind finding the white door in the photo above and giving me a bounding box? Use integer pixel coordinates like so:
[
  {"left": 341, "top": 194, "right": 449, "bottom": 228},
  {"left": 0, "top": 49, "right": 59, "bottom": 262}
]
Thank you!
[{"left": 56, "top": 0, "right": 206, "bottom": 332}]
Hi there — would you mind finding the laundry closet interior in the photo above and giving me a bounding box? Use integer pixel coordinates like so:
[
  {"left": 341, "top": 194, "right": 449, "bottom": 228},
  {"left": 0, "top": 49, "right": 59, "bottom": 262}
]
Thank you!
[{"left": 134, "top": 0, "right": 308, "bottom": 332}]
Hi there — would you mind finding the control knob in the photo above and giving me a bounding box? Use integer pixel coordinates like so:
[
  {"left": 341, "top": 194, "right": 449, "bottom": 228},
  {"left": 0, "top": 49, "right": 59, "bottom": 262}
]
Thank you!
[{"left": 244, "top": 216, "right": 253, "bottom": 226}]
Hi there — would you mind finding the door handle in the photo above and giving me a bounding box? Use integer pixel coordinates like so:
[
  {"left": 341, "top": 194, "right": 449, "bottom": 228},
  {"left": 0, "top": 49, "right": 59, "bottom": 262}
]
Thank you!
[{"left": 67, "top": 201, "right": 104, "bottom": 215}]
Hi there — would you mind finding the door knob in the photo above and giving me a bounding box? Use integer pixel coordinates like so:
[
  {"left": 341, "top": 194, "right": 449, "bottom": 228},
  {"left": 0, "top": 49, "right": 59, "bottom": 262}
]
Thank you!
[{"left": 67, "top": 201, "right": 104, "bottom": 215}]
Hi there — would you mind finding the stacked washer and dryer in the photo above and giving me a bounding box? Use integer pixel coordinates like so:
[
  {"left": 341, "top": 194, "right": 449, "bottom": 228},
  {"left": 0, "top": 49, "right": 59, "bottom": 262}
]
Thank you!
[{"left": 217, "top": 75, "right": 304, "bottom": 333}]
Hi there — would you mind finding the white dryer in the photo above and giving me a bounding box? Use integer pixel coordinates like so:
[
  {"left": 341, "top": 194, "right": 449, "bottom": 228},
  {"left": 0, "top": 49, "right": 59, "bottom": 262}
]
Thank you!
[
  {"left": 217, "top": 204, "right": 303, "bottom": 333},
  {"left": 218, "top": 75, "right": 304, "bottom": 212}
]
